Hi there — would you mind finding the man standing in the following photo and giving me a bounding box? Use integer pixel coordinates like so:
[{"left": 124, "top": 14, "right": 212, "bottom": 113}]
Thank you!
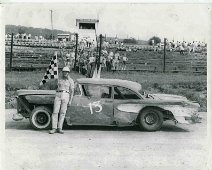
[
  {"left": 106, "top": 51, "right": 114, "bottom": 71},
  {"left": 70, "top": 50, "right": 75, "bottom": 67},
  {"left": 114, "top": 51, "right": 120, "bottom": 70},
  {"left": 122, "top": 53, "right": 128, "bottom": 70},
  {"left": 179, "top": 44, "right": 184, "bottom": 55},
  {"left": 49, "top": 67, "right": 75, "bottom": 134},
  {"left": 87, "top": 53, "right": 96, "bottom": 78}
]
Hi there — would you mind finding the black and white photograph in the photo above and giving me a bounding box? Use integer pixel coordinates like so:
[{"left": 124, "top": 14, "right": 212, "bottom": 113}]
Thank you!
[{"left": 1, "top": 2, "right": 212, "bottom": 170}]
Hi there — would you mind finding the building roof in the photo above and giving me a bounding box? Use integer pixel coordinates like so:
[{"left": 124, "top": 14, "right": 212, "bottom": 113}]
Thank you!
[
  {"left": 57, "top": 34, "right": 70, "bottom": 36},
  {"left": 77, "top": 78, "right": 142, "bottom": 92},
  {"left": 76, "top": 19, "right": 99, "bottom": 23}
]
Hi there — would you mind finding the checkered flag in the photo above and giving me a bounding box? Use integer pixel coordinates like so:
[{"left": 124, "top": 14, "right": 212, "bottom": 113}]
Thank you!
[{"left": 39, "top": 52, "right": 58, "bottom": 86}]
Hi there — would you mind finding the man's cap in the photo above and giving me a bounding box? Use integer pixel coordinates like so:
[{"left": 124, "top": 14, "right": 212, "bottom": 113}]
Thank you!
[{"left": 62, "top": 66, "right": 70, "bottom": 72}]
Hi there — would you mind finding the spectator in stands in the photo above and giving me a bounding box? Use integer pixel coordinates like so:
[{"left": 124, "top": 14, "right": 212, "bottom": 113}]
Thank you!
[
  {"left": 23, "top": 33, "right": 27, "bottom": 39},
  {"left": 182, "top": 41, "right": 187, "bottom": 48},
  {"left": 167, "top": 42, "right": 173, "bottom": 52},
  {"left": 35, "top": 35, "right": 39, "bottom": 40},
  {"left": 65, "top": 51, "right": 71, "bottom": 67},
  {"left": 91, "top": 39, "right": 95, "bottom": 47},
  {"left": 15, "top": 33, "right": 20, "bottom": 39},
  {"left": 113, "top": 50, "right": 120, "bottom": 70},
  {"left": 66, "top": 58, "right": 71, "bottom": 70},
  {"left": 115, "top": 38, "right": 118, "bottom": 45},
  {"left": 85, "top": 37, "right": 91, "bottom": 48},
  {"left": 79, "top": 39, "right": 85, "bottom": 50},
  {"left": 187, "top": 43, "right": 192, "bottom": 55},
  {"left": 122, "top": 53, "right": 128, "bottom": 70},
  {"left": 151, "top": 39, "right": 155, "bottom": 46},
  {"left": 102, "top": 41, "right": 107, "bottom": 49},
  {"left": 87, "top": 53, "right": 96, "bottom": 78},
  {"left": 70, "top": 50, "right": 75, "bottom": 67},
  {"left": 28, "top": 34, "right": 31, "bottom": 39},
  {"left": 177, "top": 41, "right": 180, "bottom": 47},
  {"left": 192, "top": 41, "right": 196, "bottom": 53},
  {"left": 102, "top": 48, "right": 108, "bottom": 56},
  {"left": 179, "top": 44, "right": 184, "bottom": 55},
  {"left": 101, "top": 56, "right": 106, "bottom": 71},
  {"left": 106, "top": 51, "right": 114, "bottom": 72},
  {"left": 78, "top": 53, "right": 85, "bottom": 74}
]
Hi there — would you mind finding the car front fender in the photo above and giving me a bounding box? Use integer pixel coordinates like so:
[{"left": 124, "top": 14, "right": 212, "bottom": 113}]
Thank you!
[{"left": 162, "top": 105, "right": 199, "bottom": 124}]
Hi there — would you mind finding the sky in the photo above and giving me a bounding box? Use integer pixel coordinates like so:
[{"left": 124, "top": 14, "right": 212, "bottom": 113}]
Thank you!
[{"left": 3, "top": 3, "right": 212, "bottom": 42}]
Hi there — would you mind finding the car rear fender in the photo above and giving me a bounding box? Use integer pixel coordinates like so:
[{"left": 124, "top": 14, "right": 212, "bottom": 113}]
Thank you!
[
  {"left": 16, "top": 96, "right": 32, "bottom": 118},
  {"left": 17, "top": 95, "right": 53, "bottom": 118}
]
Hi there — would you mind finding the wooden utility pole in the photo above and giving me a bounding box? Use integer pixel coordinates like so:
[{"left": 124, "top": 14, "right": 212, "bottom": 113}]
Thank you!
[
  {"left": 74, "top": 33, "right": 78, "bottom": 71},
  {"left": 163, "top": 38, "right": 166, "bottom": 73},
  {"left": 10, "top": 33, "right": 14, "bottom": 72},
  {"left": 50, "top": 10, "right": 53, "bottom": 40},
  {"left": 97, "top": 34, "right": 103, "bottom": 70}
]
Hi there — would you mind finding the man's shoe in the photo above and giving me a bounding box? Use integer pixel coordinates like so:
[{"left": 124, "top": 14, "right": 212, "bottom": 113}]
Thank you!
[
  {"left": 49, "top": 129, "right": 57, "bottom": 134},
  {"left": 57, "top": 129, "right": 64, "bottom": 134}
]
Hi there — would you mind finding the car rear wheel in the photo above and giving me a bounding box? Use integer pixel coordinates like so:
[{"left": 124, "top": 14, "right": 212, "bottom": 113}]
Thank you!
[
  {"left": 138, "top": 108, "right": 163, "bottom": 131},
  {"left": 30, "top": 106, "right": 52, "bottom": 130}
]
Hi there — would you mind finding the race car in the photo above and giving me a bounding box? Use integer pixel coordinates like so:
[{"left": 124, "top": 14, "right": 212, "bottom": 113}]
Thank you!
[{"left": 13, "top": 78, "right": 200, "bottom": 131}]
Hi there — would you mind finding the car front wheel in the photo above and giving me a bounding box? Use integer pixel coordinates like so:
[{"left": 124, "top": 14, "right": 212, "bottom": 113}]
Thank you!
[
  {"left": 29, "top": 106, "right": 52, "bottom": 130},
  {"left": 138, "top": 108, "right": 163, "bottom": 131}
]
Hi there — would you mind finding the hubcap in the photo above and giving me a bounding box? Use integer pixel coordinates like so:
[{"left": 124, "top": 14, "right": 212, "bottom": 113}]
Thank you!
[
  {"left": 36, "top": 112, "right": 48, "bottom": 125},
  {"left": 145, "top": 113, "right": 157, "bottom": 125}
]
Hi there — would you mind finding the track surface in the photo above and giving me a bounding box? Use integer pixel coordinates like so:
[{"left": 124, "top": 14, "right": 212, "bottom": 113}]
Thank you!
[{"left": 4, "top": 109, "right": 209, "bottom": 170}]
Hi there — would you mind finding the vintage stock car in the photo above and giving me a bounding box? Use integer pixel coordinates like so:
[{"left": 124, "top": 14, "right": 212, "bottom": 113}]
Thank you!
[{"left": 13, "top": 78, "right": 200, "bottom": 131}]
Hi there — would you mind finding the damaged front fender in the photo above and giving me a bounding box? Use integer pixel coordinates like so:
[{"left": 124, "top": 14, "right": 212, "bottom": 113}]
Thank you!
[{"left": 162, "top": 105, "right": 200, "bottom": 124}]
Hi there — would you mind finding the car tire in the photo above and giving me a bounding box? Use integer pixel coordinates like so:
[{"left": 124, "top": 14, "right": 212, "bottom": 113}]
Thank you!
[
  {"left": 29, "top": 106, "right": 52, "bottom": 130},
  {"left": 138, "top": 108, "right": 163, "bottom": 131}
]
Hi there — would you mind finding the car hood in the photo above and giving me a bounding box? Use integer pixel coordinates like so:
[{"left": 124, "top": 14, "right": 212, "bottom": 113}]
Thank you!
[{"left": 147, "top": 93, "right": 188, "bottom": 101}]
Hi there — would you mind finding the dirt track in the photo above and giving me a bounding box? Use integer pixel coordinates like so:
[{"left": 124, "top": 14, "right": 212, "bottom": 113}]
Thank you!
[{"left": 4, "top": 109, "right": 209, "bottom": 170}]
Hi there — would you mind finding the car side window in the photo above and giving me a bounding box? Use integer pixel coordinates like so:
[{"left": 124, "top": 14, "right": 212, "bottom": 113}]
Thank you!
[
  {"left": 82, "top": 84, "right": 112, "bottom": 99},
  {"left": 114, "top": 86, "right": 140, "bottom": 100}
]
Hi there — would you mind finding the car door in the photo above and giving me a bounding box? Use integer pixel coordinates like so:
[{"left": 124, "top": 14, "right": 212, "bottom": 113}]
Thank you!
[
  {"left": 113, "top": 86, "right": 142, "bottom": 126},
  {"left": 67, "top": 84, "right": 114, "bottom": 125}
]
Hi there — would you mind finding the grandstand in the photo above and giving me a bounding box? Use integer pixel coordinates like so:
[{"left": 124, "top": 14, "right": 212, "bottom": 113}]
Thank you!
[
  {"left": 5, "top": 36, "right": 207, "bottom": 74},
  {"left": 124, "top": 50, "right": 206, "bottom": 73},
  {"left": 5, "top": 46, "right": 66, "bottom": 71}
]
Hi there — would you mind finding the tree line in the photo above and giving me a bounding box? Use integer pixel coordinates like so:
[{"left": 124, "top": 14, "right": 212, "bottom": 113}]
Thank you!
[{"left": 5, "top": 25, "right": 71, "bottom": 40}]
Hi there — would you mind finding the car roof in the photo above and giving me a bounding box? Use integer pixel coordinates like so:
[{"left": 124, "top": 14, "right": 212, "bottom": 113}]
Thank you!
[{"left": 77, "top": 78, "right": 142, "bottom": 92}]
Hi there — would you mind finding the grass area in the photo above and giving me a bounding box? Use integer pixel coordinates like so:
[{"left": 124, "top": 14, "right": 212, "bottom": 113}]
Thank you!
[{"left": 5, "top": 71, "right": 207, "bottom": 111}]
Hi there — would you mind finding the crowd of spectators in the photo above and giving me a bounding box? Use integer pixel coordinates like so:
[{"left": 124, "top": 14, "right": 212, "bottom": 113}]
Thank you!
[
  {"left": 63, "top": 42, "right": 128, "bottom": 77},
  {"left": 153, "top": 40, "right": 207, "bottom": 55}
]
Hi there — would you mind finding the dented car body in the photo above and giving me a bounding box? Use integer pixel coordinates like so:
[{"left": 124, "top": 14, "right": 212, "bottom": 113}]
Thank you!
[{"left": 14, "top": 78, "right": 200, "bottom": 131}]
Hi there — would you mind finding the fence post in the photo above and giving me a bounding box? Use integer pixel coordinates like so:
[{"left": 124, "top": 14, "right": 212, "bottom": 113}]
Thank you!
[
  {"left": 97, "top": 34, "right": 103, "bottom": 70},
  {"left": 163, "top": 38, "right": 166, "bottom": 73},
  {"left": 10, "top": 33, "right": 14, "bottom": 72},
  {"left": 74, "top": 33, "right": 78, "bottom": 71}
]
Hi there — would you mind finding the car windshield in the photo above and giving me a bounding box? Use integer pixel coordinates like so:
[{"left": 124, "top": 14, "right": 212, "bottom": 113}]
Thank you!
[{"left": 114, "top": 86, "right": 141, "bottom": 100}]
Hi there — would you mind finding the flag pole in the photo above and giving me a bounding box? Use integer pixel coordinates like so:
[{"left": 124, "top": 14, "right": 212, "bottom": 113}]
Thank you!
[{"left": 98, "top": 34, "right": 102, "bottom": 70}]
